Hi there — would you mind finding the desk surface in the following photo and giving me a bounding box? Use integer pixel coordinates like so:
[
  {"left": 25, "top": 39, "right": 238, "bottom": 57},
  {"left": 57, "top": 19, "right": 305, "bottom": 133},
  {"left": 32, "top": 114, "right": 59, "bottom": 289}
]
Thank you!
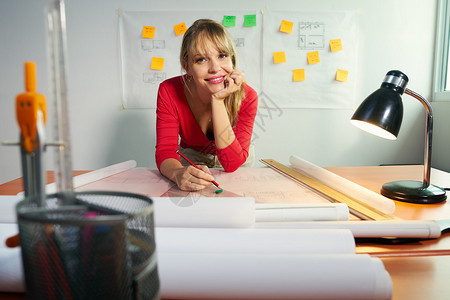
[
  {"left": 1, "top": 165, "right": 450, "bottom": 300},
  {"left": 329, "top": 165, "right": 450, "bottom": 300}
]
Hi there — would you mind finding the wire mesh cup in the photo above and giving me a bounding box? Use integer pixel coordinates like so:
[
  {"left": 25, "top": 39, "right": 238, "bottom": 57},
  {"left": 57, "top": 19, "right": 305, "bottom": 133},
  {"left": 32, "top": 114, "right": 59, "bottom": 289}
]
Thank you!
[{"left": 16, "top": 191, "right": 160, "bottom": 300}]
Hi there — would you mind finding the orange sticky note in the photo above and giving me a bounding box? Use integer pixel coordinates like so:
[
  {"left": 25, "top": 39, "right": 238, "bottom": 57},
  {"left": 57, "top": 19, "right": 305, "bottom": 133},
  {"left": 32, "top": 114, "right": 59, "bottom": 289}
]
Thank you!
[
  {"left": 330, "top": 39, "right": 343, "bottom": 52},
  {"left": 142, "top": 26, "right": 155, "bottom": 39},
  {"left": 336, "top": 69, "right": 349, "bottom": 82},
  {"left": 151, "top": 57, "right": 164, "bottom": 70},
  {"left": 174, "top": 22, "right": 187, "bottom": 36},
  {"left": 307, "top": 51, "right": 320, "bottom": 64},
  {"left": 293, "top": 69, "right": 305, "bottom": 81},
  {"left": 280, "top": 20, "right": 294, "bottom": 34},
  {"left": 273, "top": 51, "right": 286, "bottom": 64}
]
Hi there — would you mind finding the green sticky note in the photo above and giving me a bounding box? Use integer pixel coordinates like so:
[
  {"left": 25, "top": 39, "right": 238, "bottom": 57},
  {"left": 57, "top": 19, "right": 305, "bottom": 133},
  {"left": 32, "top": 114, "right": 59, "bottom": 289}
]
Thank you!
[
  {"left": 244, "top": 14, "right": 257, "bottom": 27},
  {"left": 223, "top": 16, "right": 236, "bottom": 27}
]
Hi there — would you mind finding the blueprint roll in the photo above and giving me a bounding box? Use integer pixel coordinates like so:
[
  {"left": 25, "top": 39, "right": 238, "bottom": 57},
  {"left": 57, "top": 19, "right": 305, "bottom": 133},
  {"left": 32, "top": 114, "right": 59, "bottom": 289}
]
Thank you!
[
  {"left": 0, "top": 223, "right": 24, "bottom": 293},
  {"left": 289, "top": 155, "right": 395, "bottom": 214},
  {"left": 158, "top": 253, "right": 392, "bottom": 300},
  {"left": 254, "top": 219, "right": 442, "bottom": 238},
  {"left": 155, "top": 227, "right": 355, "bottom": 255},
  {"left": 152, "top": 197, "right": 255, "bottom": 228},
  {"left": 255, "top": 203, "right": 349, "bottom": 222},
  {"left": 0, "top": 195, "right": 22, "bottom": 223},
  {"left": 45, "top": 160, "right": 137, "bottom": 194},
  {"left": 0, "top": 248, "right": 24, "bottom": 293}
]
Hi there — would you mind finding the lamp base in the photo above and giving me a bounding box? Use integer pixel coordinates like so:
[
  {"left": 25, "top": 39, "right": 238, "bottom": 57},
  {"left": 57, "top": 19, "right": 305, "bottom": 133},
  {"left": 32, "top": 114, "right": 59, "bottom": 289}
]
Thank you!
[{"left": 381, "top": 180, "right": 447, "bottom": 204}]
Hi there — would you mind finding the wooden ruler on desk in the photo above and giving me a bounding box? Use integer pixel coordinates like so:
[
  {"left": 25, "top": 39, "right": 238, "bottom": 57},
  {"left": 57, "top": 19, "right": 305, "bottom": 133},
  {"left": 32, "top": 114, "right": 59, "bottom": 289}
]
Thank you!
[{"left": 261, "top": 159, "right": 398, "bottom": 221}]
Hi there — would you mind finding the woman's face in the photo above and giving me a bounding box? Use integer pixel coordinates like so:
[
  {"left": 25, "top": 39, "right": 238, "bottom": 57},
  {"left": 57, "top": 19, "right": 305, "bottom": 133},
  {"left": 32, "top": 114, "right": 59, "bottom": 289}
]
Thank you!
[{"left": 187, "top": 39, "right": 234, "bottom": 95}]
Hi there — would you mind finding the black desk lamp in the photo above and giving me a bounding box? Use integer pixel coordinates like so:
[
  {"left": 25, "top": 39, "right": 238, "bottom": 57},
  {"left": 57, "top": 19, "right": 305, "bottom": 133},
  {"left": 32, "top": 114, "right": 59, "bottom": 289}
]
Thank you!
[{"left": 351, "top": 70, "right": 447, "bottom": 204}]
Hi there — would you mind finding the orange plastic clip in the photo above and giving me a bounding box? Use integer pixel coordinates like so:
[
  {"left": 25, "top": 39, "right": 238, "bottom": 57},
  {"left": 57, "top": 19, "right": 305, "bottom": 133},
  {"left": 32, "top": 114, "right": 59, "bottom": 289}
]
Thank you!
[{"left": 15, "top": 61, "right": 47, "bottom": 153}]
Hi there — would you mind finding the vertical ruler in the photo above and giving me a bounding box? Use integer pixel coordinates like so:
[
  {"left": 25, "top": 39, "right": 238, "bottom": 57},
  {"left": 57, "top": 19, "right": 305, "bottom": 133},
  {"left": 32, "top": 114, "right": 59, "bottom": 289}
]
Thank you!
[
  {"left": 46, "top": 0, "right": 74, "bottom": 203},
  {"left": 261, "top": 159, "right": 398, "bottom": 221}
]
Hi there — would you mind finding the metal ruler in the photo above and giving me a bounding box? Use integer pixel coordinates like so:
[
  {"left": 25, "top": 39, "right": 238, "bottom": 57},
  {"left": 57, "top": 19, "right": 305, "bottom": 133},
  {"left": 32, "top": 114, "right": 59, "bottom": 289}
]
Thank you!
[{"left": 260, "top": 159, "right": 398, "bottom": 221}]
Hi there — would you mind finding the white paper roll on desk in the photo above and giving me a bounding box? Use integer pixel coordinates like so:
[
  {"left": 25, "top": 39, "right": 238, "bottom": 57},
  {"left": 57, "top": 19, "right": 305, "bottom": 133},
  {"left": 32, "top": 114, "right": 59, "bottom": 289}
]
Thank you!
[
  {"left": 158, "top": 252, "right": 392, "bottom": 300},
  {"left": 155, "top": 227, "right": 356, "bottom": 255},
  {"left": 0, "top": 223, "right": 24, "bottom": 293},
  {"left": 289, "top": 155, "right": 396, "bottom": 214},
  {"left": 255, "top": 203, "right": 349, "bottom": 222},
  {"left": 152, "top": 197, "right": 255, "bottom": 228}
]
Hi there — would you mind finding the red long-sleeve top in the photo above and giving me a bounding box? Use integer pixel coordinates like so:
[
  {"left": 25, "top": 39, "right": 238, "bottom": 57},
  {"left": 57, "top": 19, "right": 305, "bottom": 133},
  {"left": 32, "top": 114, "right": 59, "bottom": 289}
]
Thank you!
[{"left": 155, "top": 76, "right": 258, "bottom": 172}]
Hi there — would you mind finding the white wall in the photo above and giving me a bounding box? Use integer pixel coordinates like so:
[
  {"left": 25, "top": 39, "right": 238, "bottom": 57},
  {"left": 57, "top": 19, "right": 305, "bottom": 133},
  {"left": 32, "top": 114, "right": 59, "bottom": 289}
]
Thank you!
[{"left": 1, "top": 0, "right": 445, "bottom": 185}]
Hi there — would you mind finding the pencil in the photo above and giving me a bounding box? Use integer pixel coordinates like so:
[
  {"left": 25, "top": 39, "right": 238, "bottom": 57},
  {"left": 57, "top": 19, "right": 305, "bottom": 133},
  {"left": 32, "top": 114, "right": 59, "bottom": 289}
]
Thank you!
[{"left": 176, "top": 150, "right": 222, "bottom": 189}]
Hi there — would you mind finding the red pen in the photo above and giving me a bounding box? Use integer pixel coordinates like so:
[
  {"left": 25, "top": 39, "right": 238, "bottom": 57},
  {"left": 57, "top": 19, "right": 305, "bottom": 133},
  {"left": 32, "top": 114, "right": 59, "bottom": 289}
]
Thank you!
[{"left": 176, "top": 150, "right": 222, "bottom": 190}]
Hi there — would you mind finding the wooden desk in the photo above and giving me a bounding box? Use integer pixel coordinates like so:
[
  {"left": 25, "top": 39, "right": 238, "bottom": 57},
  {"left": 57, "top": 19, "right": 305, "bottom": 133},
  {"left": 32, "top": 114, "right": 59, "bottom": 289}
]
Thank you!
[
  {"left": 328, "top": 165, "right": 450, "bottom": 300},
  {"left": 0, "top": 171, "right": 89, "bottom": 196},
  {"left": 1, "top": 165, "right": 450, "bottom": 300}
]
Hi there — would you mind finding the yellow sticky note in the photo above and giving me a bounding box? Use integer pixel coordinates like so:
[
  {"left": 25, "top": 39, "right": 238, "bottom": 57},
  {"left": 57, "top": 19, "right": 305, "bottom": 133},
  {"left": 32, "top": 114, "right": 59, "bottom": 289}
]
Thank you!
[
  {"left": 330, "top": 39, "right": 343, "bottom": 52},
  {"left": 307, "top": 51, "right": 320, "bottom": 64},
  {"left": 174, "top": 22, "right": 187, "bottom": 36},
  {"left": 336, "top": 69, "right": 349, "bottom": 82},
  {"left": 273, "top": 51, "right": 286, "bottom": 64},
  {"left": 293, "top": 69, "right": 305, "bottom": 82},
  {"left": 280, "top": 20, "right": 294, "bottom": 34},
  {"left": 142, "top": 26, "right": 155, "bottom": 39},
  {"left": 151, "top": 57, "right": 164, "bottom": 70}
]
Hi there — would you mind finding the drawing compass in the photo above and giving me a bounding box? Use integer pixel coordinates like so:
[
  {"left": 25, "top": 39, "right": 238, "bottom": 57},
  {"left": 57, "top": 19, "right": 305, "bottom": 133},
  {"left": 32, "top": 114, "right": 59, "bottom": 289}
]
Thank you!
[{"left": 15, "top": 61, "right": 48, "bottom": 206}]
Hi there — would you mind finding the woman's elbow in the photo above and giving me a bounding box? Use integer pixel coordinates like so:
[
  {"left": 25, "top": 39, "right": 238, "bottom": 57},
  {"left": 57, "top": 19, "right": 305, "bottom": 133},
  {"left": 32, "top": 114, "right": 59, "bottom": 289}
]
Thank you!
[
  {"left": 222, "top": 157, "right": 246, "bottom": 172},
  {"left": 223, "top": 164, "right": 240, "bottom": 173}
]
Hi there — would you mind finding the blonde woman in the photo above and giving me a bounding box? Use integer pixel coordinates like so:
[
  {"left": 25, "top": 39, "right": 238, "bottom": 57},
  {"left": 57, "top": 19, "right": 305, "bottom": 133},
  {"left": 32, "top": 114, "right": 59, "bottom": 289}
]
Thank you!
[{"left": 155, "top": 19, "right": 258, "bottom": 191}]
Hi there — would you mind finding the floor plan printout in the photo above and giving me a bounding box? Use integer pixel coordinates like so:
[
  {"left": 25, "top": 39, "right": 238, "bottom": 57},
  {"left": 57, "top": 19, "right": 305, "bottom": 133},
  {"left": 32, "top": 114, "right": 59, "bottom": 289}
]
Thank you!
[{"left": 76, "top": 167, "right": 331, "bottom": 205}]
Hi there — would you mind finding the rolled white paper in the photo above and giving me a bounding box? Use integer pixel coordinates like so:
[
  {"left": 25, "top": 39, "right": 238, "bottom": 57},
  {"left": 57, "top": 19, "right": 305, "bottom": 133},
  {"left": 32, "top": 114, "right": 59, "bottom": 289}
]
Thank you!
[
  {"left": 289, "top": 155, "right": 396, "bottom": 214},
  {"left": 254, "top": 220, "right": 442, "bottom": 238},
  {"left": 155, "top": 227, "right": 355, "bottom": 255},
  {"left": 158, "top": 252, "right": 392, "bottom": 300},
  {"left": 0, "top": 248, "right": 24, "bottom": 293},
  {"left": 255, "top": 203, "right": 349, "bottom": 222},
  {"left": 0, "top": 235, "right": 391, "bottom": 298},
  {"left": 0, "top": 195, "right": 22, "bottom": 223},
  {"left": 43, "top": 160, "right": 137, "bottom": 195},
  {"left": 0, "top": 223, "right": 24, "bottom": 293},
  {"left": 152, "top": 197, "right": 255, "bottom": 228}
]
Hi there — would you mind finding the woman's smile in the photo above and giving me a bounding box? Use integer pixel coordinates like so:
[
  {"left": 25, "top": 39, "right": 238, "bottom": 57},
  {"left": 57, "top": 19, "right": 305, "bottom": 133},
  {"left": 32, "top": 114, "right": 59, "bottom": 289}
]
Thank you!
[{"left": 205, "top": 75, "right": 226, "bottom": 84}]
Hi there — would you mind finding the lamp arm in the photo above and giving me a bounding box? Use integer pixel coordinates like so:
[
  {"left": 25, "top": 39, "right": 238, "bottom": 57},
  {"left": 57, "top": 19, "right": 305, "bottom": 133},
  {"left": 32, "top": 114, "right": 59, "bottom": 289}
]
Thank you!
[{"left": 404, "top": 88, "right": 433, "bottom": 188}]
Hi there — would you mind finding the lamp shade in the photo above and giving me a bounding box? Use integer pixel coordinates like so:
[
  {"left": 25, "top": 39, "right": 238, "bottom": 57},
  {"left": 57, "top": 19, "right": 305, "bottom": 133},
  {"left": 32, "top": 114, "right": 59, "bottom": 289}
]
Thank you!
[
  {"left": 350, "top": 70, "right": 446, "bottom": 204},
  {"left": 351, "top": 70, "right": 408, "bottom": 140}
]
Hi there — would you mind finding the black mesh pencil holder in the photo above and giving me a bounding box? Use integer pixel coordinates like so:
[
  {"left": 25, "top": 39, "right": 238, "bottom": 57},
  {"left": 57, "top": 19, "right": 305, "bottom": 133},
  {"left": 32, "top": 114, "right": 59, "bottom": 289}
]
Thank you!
[{"left": 17, "top": 191, "right": 160, "bottom": 300}]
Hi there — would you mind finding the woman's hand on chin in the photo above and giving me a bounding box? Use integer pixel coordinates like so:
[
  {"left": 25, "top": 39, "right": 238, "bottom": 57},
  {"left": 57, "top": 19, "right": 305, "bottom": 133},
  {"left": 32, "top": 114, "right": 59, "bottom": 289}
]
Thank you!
[{"left": 212, "top": 68, "right": 245, "bottom": 101}]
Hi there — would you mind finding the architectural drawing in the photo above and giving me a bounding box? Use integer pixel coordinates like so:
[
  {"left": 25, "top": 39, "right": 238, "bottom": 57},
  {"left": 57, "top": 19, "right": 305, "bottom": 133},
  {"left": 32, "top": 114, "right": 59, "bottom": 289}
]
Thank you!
[{"left": 297, "top": 22, "right": 325, "bottom": 50}]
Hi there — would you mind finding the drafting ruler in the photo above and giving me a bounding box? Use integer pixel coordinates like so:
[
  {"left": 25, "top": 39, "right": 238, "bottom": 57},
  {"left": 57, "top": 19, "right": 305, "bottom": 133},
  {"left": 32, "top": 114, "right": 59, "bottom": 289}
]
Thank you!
[
  {"left": 260, "top": 159, "right": 398, "bottom": 221},
  {"left": 46, "top": 0, "right": 75, "bottom": 203}
]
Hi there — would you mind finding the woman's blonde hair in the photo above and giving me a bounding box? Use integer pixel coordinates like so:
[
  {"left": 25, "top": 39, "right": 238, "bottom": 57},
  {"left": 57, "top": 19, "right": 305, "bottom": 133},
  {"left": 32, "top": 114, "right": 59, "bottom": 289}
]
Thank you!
[{"left": 180, "top": 19, "right": 245, "bottom": 127}]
